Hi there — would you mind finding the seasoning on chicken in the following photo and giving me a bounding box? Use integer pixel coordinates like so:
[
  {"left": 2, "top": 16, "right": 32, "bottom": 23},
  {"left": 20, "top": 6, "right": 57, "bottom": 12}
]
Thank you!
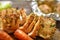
[
  {"left": 17, "top": 8, "right": 27, "bottom": 25},
  {"left": 19, "top": 13, "right": 35, "bottom": 33},
  {"left": 2, "top": 8, "right": 27, "bottom": 33},
  {"left": 26, "top": 15, "right": 38, "bottom": 33},
  {"left": 39, "top": 4, "right": 52, "bottom": 14},
  {"left": 28, "top": 16, "right": 42, "bottom": 38},
  {"left": 38, "top": 17, "right": 56, "bottom": 39}
]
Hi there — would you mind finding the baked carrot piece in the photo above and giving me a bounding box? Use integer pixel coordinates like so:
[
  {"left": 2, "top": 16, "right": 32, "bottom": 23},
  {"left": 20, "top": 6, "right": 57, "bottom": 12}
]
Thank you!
[
  {"left": 14, "top": 29, "right": 33, "bottom": 40},
  {"left": 0, "top": 31, "right": 13, "bottom": 40}
]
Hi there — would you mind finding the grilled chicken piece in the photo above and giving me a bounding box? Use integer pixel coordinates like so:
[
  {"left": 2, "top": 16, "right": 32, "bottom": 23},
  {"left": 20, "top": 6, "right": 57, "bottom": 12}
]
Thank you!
[
  {"left": 2, "top": 8, "right": 27, "bottom": 33},
  {"left": 38, "top": 17, "right": 56, "bottom": 39},
  {"left": 39, "top": 4, "right": 52, "bottom": 14},
  {"left": 28, "top": 17, "right": 42, "bottom": 38},
  {"left": 26, "top": 15, "right": 38, "bottom": 33},
  {"left": 19, "top": 14, "right": 56, "bottom": 39},
  {"left": 19, "top": 13, "right": 35, "bottom": 32},
  {"left": 38, "top": 0, "right": 56, "bottom": 14}
]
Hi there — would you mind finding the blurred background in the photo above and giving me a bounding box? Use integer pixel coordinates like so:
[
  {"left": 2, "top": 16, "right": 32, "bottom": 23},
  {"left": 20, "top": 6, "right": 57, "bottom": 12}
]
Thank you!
[{"left": 0, "top": 0, "right": 32, "bottom": 14}]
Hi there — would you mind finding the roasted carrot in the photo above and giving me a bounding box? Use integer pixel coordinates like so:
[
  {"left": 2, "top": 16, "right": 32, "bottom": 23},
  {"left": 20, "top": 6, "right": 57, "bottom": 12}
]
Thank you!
[
  {"left": 0, "top": 30, "right": 13, "bottom": 40},
  {"left": 14, "top": 29, "right": 33, "bottom": 40}
]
